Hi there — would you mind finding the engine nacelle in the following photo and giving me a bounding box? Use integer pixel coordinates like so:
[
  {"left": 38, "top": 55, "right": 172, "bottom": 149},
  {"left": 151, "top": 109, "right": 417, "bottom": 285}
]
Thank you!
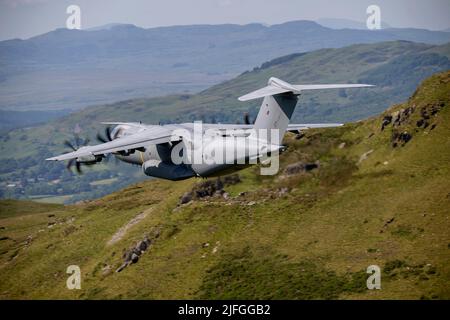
[
  {"left": 77, "top": 154, "right": 101, "bottom": 164},
  {"left": 142, "top": 160, "right": 195, "bottom": 181}
]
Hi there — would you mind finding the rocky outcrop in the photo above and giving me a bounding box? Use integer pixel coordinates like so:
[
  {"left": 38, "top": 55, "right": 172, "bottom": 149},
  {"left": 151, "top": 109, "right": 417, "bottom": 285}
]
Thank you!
[
  {"left": 391, "top": 131, "right": 412, "bottom": 148},
  {"left": 284, "top": 161, "right": 319, "bottom": 176},
  {"left": 116, "top": 230, "right": 160, "bottom": 273},
  {"left": 381, "top": 101, "right": 445, "bottom": 148},
  {"left": 179, "top": 174, "right": 241, "bottom": 204}
]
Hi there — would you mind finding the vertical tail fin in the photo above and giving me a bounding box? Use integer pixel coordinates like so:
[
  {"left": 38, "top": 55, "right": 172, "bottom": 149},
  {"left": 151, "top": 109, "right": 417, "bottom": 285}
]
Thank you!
[
  {"left": 252, "top": 93, "right": 298, "bottom": 144},
  {"left": 238, "top": 77, "right": 373, "bottom": 144}
]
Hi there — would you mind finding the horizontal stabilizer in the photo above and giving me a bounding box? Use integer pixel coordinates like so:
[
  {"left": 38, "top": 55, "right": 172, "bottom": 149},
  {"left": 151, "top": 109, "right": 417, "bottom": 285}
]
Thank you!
[
  {"left": 238, "top": 77, "right": 373, "bottom": 101},
  {"left": 287, "top": 123, "right": 343, "bottom": 132}
]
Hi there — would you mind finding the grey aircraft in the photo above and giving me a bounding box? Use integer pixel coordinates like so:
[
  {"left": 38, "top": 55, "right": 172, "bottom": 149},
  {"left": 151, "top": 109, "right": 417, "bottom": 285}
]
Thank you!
[{"left": 47, "top": 77, "right": 373, "bottom": 180}]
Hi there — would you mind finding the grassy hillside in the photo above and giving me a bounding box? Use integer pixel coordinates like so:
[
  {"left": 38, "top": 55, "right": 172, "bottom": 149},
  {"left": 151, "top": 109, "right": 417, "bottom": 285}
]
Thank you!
[
  {"left": 1, "top": 41, "right": 449, "bottom": 203},
  {"left": 0, "top": 71, "right": 448, "bottom": 299}
]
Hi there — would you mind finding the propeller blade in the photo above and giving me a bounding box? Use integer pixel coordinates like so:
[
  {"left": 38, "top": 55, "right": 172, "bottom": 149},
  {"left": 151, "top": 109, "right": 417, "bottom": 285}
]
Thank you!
[
  {"left": 74, "top": 134, "right": 81, "bottom": 149},
  {"left": 75, "top": 161, "right": 82, "bottom": 174},
  {"left": 244, "top": 113, "right": 251, "bottom": 125},
  {"left": 105, "top": 126, "right": 112, "bottom": 141},
  {"left": 96, "top": 133, "right": 107, "bottom": 143},
  {"left": 64, "top": 140, "right": 77, "bottom": 151},
  {"left": 66, "top": 158, "right": 75, "bottom": 171}
]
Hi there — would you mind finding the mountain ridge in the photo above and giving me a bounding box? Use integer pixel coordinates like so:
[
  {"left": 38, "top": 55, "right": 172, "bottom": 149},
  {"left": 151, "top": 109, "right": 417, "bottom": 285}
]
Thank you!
[{"left": 2, "top": 20, "right": 450, "bottom": 112}]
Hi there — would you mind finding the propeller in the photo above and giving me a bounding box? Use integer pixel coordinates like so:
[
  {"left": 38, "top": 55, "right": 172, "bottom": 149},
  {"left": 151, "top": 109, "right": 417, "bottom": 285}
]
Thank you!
[
  {"left": 66, "top": 158, "right": 95, "bottom": 174},
  {"left": 96, "top": 125, "right": 122, "bottom": 164},
  {"left": 63, "top": 134, "right": 94, "bottom": 174},
  {"left": 96, "top": 126, "right": 113, "bottom": 143}
]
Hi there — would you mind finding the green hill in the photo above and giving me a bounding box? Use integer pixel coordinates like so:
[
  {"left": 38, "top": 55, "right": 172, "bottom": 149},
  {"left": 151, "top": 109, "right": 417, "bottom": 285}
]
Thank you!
[
  {"left": 1, "top": 41, "right": 450, "bottom": 204},
  {"left": 0, "top": 71, "right": 449, "bottom": 299}
]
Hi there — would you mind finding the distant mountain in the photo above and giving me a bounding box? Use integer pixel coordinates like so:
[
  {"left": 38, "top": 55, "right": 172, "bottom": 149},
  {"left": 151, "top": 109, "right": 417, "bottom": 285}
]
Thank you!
[
  {"left": 86, "top": 23, "right": 131, "bottom": 31},
  {"left": 0, "top": 109, "right": 69, "bottom": 133},
  {"left": 1, "top": 20, "right": 450, "bottom": 112},
  {"left": 316, "top": 18, "right": 391, "bottom": 30},
  {"left": 1, "top": 41, "right": 449, "bottom": 204}
]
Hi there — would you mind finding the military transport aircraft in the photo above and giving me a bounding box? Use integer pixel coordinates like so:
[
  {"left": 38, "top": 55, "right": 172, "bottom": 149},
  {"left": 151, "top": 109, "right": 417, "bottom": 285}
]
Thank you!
[{"left": 46, "top": 77, "right": 372, "bottom": 180}]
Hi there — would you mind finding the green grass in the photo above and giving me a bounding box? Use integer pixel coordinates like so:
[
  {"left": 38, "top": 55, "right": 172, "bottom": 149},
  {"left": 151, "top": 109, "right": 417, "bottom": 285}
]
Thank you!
[
  {"left": 0, "top": 71, "right": 449, "bottom": 299},
  {"left": 0, "top": 199, "right": 63, "bottom": 218}
]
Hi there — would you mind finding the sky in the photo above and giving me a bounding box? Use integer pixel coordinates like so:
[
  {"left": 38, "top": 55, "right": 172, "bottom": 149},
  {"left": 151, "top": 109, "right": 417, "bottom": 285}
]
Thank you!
[{"left": 0, "top": 0, "right": 450, "bottom": 40}]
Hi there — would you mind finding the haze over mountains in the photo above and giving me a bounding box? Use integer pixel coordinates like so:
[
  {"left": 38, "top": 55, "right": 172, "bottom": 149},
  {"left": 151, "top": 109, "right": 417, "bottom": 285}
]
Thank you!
[{"left": 1, "top": 19, "right": 450, "bottom": 117}]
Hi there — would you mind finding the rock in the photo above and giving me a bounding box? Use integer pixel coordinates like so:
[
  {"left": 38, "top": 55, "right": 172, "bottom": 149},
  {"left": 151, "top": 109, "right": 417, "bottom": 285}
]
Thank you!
[
  {"left": 215, "top": 178, "right": 224, "bottom": 191},
  {"left": 102, "top": 265, "right": 112, "bottom": 276},
  {"left": 284, "top": 161, "right": 319, "bottom": 175},
  {"left": 136, "top": 240, "right": 148, "bottom": 252},
  {"left": 116, "top": 262, "right": 129, "bottom": 273},
  {"left": 398, "top": 132, "right": 412, "bottom": 145},
  {"left": 214, "top": 190, "right": 225, "bottom": 197},
  {"left": 123, "top": 249, "right": 133, "bottom": 262},
  {"left": 222, "top": 192, "right": 229, "bottom": 200},
  {"left": 180, "top": 192, "right": 193, "bottom": 204},
  {"left": 223, "top": 174, "right": 241, "bottom": 186},
  {"left": 131, "top": 253, "right": 139, "bottom": 264},
  {"left": 338, "top": 142, "right": 346, "bottom": 149},
  {"left": 381, "top": 115, "right": 392, "bottom": 130},
  {"left": 202, "top": 242, "right": 210, "bottom": 248},
  {"left": 358, "top": 150, "right": 374, "bottom": 164},
  {"left": 247, "top": 201, "right": 256, "bottom": 206},
  {"left": 284, "top": 162, "right": 304, "bottom": 175},
  {"left": 132, "top": 247, "right": 142, "bottom": 256},
  {"left": 382, "top": 217, "right": 395, "bottom": 229},
  {"left": 391, "top": 130, "right": 412, "bottom": 147},
  {"left": 194, "top": 180, "right": 217, "bottom": 198},
  {"left": 143, "top": 236, "right": 152, "bottom": 247},
  {"left": 278, "top": 187, "right": 289, "bottom": 196},
  {"left": 212, "top": 241, "right": 220, "bottom": 254}
]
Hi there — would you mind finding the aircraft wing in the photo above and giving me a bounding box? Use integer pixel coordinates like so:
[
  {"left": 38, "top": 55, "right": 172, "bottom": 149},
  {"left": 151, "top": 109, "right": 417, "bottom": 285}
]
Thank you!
[
  {"left": 202, "top": 124, "right": 253, "bottom": 130},
  {"left": 201, "top": 123, "right": 343, "bottom": 131},
  {"left": 46, "top": 126, "right": 176, "bottom": 161},
  {"left": 287, "top": 123, "right": 343, "bottom": 131}
]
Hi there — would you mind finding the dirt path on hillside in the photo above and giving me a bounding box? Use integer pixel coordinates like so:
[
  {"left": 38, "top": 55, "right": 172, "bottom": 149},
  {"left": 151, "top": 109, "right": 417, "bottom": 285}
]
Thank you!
[{"left": 107, "top": 207, "right": 153, "bottom": 246}]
